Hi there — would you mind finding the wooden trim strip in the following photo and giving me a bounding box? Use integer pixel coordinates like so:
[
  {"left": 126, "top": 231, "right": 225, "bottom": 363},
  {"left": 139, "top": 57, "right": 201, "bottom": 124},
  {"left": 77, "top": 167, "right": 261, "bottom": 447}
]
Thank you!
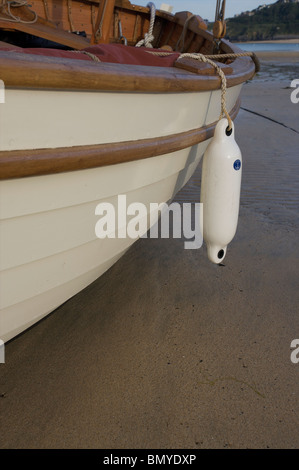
[
  {"left": 0, "top": 50, "right": 255, "bottom": 92},
  {"left": 0, "top": 99, "right": 240, "bottom": 180}
]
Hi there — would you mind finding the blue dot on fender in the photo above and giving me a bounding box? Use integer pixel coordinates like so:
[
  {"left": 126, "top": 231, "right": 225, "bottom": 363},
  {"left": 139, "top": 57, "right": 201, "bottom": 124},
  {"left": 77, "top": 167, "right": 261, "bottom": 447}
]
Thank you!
[{"left": 233, "top": 159, "right": 241, "bottom": 171}]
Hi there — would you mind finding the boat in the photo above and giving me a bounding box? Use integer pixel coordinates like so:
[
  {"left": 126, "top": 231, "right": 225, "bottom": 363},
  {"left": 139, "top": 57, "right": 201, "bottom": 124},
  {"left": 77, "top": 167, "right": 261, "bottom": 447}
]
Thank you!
[
  {"left": 0, "top": 0, "right": 224, "bottom": 50},
  {"left": 0, "top": 0, "right": 257, "bottom": 342}
]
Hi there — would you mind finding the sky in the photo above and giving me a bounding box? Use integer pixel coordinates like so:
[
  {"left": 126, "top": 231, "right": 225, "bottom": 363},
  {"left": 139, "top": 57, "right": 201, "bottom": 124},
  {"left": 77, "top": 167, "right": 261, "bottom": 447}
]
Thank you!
[{"left": 136, "top": 1, "right": 276, "bottom": 21}]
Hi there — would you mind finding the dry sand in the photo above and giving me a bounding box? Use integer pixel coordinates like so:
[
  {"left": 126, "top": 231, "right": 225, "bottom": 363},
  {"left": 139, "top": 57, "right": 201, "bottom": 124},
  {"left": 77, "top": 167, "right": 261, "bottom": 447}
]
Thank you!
[{"left": 0, "top": 53, "right": 298, "bottom": 449}]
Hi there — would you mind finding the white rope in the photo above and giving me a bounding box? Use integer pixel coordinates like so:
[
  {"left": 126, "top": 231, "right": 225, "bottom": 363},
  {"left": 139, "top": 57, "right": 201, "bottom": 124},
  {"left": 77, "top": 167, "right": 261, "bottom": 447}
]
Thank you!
[
  {"left": 0, "top": 0, "right": 38, "bottom": 24},
  {"left": 71, "top": 50, "right": 101, "bottom": 62},
  {"left": 135, "top": 2, "right": 156, "bottom": 48},
  {"left": 145, "top": 49, "right": 260, "bottom": 73},
  {"left": 144, "top": 49, "right": 260, "bottom": 129},
  {"left": 145, "top": 49, "right": 260, "bottom": 70},
  {"left": 178, "top": 53, "right": 233, "bottom": 129}
]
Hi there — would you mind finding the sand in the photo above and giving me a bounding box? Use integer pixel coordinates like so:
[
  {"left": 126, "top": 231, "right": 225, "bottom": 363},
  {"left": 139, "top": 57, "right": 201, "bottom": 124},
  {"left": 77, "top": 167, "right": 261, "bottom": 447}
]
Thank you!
[
  {"left": 0, "top": 52, "right": 298, "bottom": 449},
  {"left": 255, "top": 50, "right": 299, "bottom": 61},
  {"left": 244, "top": 39, "right": 299, "bottom": 44}
]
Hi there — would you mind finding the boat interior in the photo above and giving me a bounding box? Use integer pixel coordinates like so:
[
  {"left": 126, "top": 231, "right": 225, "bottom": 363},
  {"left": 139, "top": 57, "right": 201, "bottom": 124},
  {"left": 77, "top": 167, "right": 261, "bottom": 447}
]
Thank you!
[{"left": 0, "top": 0, "right": 259, "bottom": 89}]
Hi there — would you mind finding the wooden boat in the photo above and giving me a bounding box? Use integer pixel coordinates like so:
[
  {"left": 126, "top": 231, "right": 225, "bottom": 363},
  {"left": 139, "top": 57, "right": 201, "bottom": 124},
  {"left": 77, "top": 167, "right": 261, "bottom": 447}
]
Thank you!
[
  {"left": 0, "top": 0, "right": 222, "bottom": 50},
  {"left": 0, "top": 1, "right": 257, "bottom": 342}
]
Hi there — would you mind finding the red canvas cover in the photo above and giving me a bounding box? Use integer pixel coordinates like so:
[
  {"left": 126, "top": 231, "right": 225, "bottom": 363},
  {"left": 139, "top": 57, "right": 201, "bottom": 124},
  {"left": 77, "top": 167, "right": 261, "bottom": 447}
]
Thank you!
[{"left": 0, "top": 43, "right": 180, "bottom": 67}]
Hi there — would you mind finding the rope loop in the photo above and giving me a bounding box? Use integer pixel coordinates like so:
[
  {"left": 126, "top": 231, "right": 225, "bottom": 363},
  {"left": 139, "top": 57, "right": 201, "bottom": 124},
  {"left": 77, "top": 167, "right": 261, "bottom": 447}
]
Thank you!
[
  {"left": 178, "top": 52, "right": 232, "bottom": 130},
  {"left": 145, "top": 49, "right": 260, "bottom": 131},
  {"left": 135, "top": 2, "right": 156, "bottom": 48}
]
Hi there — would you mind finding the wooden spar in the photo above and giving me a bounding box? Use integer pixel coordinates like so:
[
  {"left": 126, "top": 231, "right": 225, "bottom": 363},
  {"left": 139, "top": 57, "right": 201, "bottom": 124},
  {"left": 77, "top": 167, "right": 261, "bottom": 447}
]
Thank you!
[{"left": 92, "top": 0, "right": 116, "bottom": 44}]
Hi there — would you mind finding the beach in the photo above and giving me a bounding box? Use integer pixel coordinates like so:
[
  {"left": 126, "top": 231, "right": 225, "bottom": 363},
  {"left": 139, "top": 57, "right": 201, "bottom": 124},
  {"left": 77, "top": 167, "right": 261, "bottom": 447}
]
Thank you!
[
  {"left": 255, "top": 50, "right": 299, "bottom": 61},
  {"left": 240, "top": 39, "right": 299, "bottom": 44},
  {"left": 0, "top": 51, "right": 298, "bottom": 449}
]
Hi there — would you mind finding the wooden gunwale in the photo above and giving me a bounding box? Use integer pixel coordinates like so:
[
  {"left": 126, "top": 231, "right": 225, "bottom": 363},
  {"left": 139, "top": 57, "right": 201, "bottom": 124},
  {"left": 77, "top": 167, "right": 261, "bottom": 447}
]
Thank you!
[
  {"left": 0, "top": 98, "right": 240, "bottom": 180},
  {"left": 0, "top": 50, "right": 255, "bottom": 92}
]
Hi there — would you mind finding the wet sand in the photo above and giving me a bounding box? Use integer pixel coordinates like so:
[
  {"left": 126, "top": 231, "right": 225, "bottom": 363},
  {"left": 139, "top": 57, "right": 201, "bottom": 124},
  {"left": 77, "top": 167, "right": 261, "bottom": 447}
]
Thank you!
[
  {"left": 244, "top": 39, "right": 299, "bottom": 44},
  {"left": 0, "top": 53, "right": 299, "bottom": 449},
  {"left": 255, "top": 50, "right": 299, "bottom": 62}
]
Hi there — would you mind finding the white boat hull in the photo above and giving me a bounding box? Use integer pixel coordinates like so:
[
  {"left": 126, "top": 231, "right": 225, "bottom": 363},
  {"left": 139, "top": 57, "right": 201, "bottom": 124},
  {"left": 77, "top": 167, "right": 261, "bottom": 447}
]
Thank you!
[{"left": 0, "top": 84, "right": 242, "bottom": 342}]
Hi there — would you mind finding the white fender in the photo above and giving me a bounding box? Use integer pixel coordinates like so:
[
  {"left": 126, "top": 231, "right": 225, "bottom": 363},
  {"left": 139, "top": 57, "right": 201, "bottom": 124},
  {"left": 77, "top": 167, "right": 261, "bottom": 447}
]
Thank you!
[{"left": 200, "top": 118, "right": 242, "bottom": 264}]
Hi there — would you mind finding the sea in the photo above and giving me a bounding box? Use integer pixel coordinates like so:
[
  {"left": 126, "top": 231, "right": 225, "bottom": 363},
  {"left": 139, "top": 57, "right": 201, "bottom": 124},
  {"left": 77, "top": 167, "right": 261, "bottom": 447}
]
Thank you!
[{"left": 234, "top": 42, "right": 299, "bottom": 52}]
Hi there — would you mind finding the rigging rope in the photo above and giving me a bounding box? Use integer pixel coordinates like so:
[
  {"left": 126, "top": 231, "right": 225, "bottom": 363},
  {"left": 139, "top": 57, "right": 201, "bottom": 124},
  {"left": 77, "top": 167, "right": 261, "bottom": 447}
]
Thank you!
[
  {"left": 0, "top": 0, "right": 37, "bottom": 24},
  {"left": 213, "top": 0, "right": 227, "bottom": 43},
  {"left": 178, "top": 52, "right": 232, "bottom": 130},
  {"left": 144, "top": 50, "right": 260, "bottom": 131},
  {"left": 135, "top": 2, "right": 156, "bottom": 48}
]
